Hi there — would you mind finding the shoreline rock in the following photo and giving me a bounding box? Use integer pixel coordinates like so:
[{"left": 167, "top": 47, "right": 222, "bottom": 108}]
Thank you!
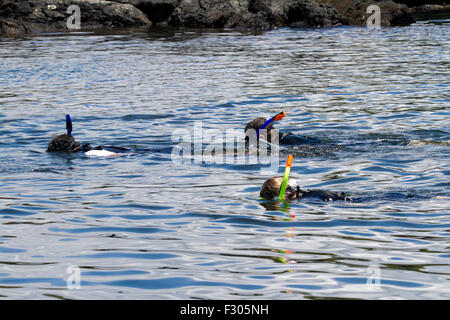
[
  {"left": 168, "top": 0, "right": 348, "bottom": 29},
  {"left": 116, "top": 0, "right": 179, "bottom": 24},
  {"left": 316, "top": 0, "right": 415, "bottom": 26},
  {"left": 0, "top": 0, "right": 447, "bottom": 35},
  {"left": 391, "top": 1, "right": 450, "bottom": 21},
  {"left": 411, "top": 4, "right": 450, "bottom": 21},
  {"left": 0, "top": 0, "right": 151, "bottom": 35},
  {"left": 393, "top": 1, "right": 446, "bottom": 6}
]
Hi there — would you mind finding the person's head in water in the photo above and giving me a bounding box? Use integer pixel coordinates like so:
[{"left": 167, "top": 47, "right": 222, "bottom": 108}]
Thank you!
[
  {"left": 260, "top": 176, "right": 297, "bottom": 200},
  {"left": 47, "top": 114, "right": 91, "bottom": 152},
  {"left": 47, "top": 134, "right": 82, "bottom": 152},
  {"left": 245, "top": 111, "right": 286, "bottom": 146}
]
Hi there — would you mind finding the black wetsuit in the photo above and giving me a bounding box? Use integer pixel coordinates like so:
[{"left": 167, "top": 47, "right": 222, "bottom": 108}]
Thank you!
[
  {"left": 296, "top": 186, "right": 351, "bottom": 201},
  {"left": 279, "top": 131, "right": 321, "bottom": 145}
]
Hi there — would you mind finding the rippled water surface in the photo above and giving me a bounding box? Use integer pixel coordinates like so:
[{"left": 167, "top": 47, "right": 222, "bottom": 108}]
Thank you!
[{"left": 0, "top": 21, "right": 449, "bottom": 299}]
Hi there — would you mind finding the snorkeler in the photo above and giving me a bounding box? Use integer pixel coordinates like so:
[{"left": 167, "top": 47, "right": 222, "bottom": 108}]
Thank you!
[
  {"left": 260, "top": 155, "right": 351, "bottom": 202},
  {"left": 244, "top": 111, "right": 320, "bottom": 147},
  {"left": 260, "top": 176, "right": 351, "bottom": 201},
  {"left": 47, "top": 114, "right": 128, "bottom": 156}
]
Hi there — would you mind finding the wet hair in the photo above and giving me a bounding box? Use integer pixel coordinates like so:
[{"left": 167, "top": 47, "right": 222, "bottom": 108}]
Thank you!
[
  {"left": 260, "top": 176, "right": 283, "bottom": 199},
  {"left": 260, "top": 176, "right": 298, "bottom": 200},
  {"left": 47, "top": 134, "right": 80, "bottom": 152}
]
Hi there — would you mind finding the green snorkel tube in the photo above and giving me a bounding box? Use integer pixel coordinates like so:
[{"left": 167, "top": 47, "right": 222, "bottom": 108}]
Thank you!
[{"left": 279, "top": 155, "right": 294, "bottom": 201}]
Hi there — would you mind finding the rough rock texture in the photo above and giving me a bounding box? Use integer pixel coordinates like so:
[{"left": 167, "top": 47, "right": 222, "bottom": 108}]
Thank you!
[
  {"left": 0, "top": 0, "right": 151, "bottom": 35},
  {"left": 168, "top": 0, "right": 348, "bottom": 29},
  {"left": 0, "top": 0, "right": 349, "bottom": 34},
  {"left": 390, "top": 1, "right": 450, "bottom": 21},
  {"left": 116, "top": 0, "right": 180, "bottom": 24},
  {"left": 316, "top": 0, "right": 415, "bottom": 26},
  {"left": 393, "top": 0, "right": 447, "bottom": 6},
  {"left": 2, "top": 0, "right": 438, "bottom": 35},
  {"left": 411, "top": 4, "right": 450, "bottom": 20}
]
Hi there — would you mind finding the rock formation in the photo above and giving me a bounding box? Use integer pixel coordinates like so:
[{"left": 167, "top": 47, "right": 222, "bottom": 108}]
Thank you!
[{"left": 1, "top": 0, "right": 448, "bottom": 35}]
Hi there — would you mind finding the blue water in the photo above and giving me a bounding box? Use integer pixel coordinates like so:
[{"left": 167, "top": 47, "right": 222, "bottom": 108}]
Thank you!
[{"left": 0, "top": 21, "right": 449, "bottom": 299}]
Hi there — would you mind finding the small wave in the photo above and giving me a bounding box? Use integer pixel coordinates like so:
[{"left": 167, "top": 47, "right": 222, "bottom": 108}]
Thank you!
[
  {"left": 103, "top": 277, "right": 266, "bottom": 291},
  {"left": 407, "top": 140, "right": 449, "bottom": 146},
  {"left": 121, "top": 114, "right": 175, "bottom": 121}
]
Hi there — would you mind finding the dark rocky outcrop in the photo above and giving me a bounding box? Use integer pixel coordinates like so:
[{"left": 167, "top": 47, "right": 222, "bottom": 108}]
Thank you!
[
  {"left": 393, "top": 0, "right": 447, "bottom": 6},
  {"left": 284, "top": 0, "right": 350, "bottom": 28},
  {"left": 0, "top": 0, "right": 350, "bottom": 34},
  {"left": 116, "top": 0, "right": 180, "bottom": 25},
  {"left": 392, "top": 1, "right": 450, "bottom": 22},
  {"left": 0, "top": 0, "right": 151, "bottom": 35},
  {"left": 168, "top": 0, "right": 348, "bottom": 29},
  {"left": 411, "top": 4, "right": 450, "bottom": 21},
  {"left": 317, "top": 0, "right": 449, "bottom": 26},
  {"left": 2, "top": 0, "right": 446, "bottom": 35},
  {"left": 316, "top": 0, "right": 415, "bottom": 26}
]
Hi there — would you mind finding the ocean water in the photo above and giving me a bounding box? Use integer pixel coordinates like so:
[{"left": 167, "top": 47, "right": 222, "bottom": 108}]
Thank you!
[{"left": 0, "top": 20, "right": 449, "bottom": 299}]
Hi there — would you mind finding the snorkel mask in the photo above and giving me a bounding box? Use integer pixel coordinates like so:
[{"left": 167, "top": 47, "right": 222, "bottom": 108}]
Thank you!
[{"left": 285, "top": 180, "right": 301, "bottom": 200}]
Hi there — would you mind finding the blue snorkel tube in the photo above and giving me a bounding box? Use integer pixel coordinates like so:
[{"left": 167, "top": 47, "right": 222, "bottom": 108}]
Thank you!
[
  {"left": 66, "top": 114, "right": 72, "bottom": 136},
  {"left": 256, "top": 110, "right": 286, "bottom": 138}
]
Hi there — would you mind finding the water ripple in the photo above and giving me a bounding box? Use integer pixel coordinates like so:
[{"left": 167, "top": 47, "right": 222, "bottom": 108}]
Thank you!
[{"left": 0, "top": 23, "right": 449, "bottom": 299}]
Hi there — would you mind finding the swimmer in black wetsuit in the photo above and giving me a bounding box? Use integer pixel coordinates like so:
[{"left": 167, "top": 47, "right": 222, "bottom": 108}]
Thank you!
[
  {"left": 244, "top": 115, "right": 319, "bottom": 147},
  {"left": 260, "top": 176, "right": 351, "bottom": 202},
  {"left": 47, "top": 133, "right": 127, "bottom": 154},
  {"left": 47, "top": 114, "right": 128, "bottom": 155}
]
